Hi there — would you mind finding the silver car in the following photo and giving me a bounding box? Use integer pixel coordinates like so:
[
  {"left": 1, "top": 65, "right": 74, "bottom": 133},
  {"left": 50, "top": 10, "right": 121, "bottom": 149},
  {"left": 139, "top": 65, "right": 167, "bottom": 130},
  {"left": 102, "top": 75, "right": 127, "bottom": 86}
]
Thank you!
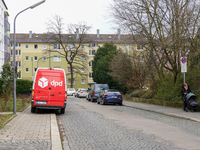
[
  {"left": 77, "top": 89, "right": 88, "bottom": 98},
  {"left": 67, "top": 88, "right": 76, "bottom": 96}
]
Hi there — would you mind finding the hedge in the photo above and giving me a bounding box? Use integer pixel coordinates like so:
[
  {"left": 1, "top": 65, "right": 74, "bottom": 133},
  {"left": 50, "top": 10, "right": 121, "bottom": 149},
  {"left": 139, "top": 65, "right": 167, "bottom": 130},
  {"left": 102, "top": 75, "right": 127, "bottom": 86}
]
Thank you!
[{"left": 0, "top": 79, "right": 33, "bottom": 95}]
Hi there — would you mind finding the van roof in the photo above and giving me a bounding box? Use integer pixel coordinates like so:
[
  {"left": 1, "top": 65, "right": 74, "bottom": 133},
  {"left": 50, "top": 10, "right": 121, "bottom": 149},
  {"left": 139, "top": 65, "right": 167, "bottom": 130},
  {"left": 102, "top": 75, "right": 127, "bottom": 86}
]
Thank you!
[{"left": 37, "top": 68, "right": 65, "bottom": 77}]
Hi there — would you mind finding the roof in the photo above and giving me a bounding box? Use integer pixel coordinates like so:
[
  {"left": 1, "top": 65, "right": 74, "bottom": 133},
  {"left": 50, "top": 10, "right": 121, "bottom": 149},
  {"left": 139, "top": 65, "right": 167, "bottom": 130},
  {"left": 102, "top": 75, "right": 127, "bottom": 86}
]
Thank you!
[{"left": 10, "top": 33, "right": 147, "bottom": 44}]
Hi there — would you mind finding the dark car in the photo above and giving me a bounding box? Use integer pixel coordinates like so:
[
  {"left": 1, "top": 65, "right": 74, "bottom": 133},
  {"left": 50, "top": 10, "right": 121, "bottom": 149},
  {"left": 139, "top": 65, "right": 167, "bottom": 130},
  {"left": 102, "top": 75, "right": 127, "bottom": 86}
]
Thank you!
[
  {"left": 97, "top": 89, "right": 123, "bottom": 105},
  {"left": 88, "top": 84, "right": 109, "bottom": 102}
]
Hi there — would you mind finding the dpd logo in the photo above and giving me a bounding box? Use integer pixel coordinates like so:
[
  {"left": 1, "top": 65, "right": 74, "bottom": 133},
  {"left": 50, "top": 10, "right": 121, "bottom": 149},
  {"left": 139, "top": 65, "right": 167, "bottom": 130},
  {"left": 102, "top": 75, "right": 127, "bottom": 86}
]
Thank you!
[
  {"left": 38, "top": 77, "right": 48, "bottom": 88},
  {"left": 51, "top": 80, "right": 63, "bottom": 87}
]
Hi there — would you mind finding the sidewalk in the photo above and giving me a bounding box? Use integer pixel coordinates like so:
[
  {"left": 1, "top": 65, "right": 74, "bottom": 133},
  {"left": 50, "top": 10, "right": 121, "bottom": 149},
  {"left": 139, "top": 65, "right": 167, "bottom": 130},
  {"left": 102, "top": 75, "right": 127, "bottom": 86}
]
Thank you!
[
  {"left": 0, "top": 100, "right": 200, "bottom": 149},
  {"left": 123, "top": 100, "right": 200, "bottom": 123},
  {"left": 0, "top": 105, "right": 62, "bottom": 150}
]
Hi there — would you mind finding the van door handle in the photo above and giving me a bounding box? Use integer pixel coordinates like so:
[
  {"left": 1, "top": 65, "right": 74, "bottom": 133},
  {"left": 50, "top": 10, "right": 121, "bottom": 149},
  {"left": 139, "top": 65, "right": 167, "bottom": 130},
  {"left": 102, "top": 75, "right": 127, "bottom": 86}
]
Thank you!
[
  {"left": 50, "top": 94, "right": 55, "bottom": 96},
  {"left": 49, "top": 87, "right": 51, "bottom": 90}
]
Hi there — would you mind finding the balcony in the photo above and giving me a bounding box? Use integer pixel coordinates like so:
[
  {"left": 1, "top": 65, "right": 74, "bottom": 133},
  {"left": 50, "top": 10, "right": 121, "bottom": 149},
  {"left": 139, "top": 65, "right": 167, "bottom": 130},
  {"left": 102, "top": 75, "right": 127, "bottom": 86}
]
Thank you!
[
  {"left": 4, "top": 20, "right": 10, "bottom": 31},
  {"left": 4, "top": 36, "right": 10, "bottom": 45}
]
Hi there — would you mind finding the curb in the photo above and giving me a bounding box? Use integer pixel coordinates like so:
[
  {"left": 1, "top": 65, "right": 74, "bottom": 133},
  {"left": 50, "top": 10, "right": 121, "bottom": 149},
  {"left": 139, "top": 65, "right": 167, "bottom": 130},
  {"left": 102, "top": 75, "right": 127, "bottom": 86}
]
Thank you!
[
  {"left": 123, "top": 104, "right": 200, "bottom": 123},
  {"left": 51, "top": 114, "right": 62, "bottom": 150}
]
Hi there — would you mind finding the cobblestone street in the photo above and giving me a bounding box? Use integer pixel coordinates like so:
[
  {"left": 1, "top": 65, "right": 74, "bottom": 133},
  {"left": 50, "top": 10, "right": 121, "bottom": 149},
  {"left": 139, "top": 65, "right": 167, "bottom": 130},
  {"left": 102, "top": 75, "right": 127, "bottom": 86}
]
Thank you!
[{"left": 58, "top": 97, "right": 200, "bottom": 150}]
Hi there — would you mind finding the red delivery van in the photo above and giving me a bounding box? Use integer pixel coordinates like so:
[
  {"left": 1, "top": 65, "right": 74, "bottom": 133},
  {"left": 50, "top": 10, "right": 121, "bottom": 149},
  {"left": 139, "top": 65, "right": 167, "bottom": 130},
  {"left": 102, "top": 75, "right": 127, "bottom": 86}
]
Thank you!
[{"left": 31, "top": 68, "right": 67, "bottom": 114}]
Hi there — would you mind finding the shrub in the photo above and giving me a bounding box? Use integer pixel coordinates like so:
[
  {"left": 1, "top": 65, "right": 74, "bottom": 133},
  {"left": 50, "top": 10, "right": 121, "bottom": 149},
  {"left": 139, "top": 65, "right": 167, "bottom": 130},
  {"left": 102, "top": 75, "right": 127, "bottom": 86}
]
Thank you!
[{"left": 16, "top": 79, "right": 33, "bottom": 94}]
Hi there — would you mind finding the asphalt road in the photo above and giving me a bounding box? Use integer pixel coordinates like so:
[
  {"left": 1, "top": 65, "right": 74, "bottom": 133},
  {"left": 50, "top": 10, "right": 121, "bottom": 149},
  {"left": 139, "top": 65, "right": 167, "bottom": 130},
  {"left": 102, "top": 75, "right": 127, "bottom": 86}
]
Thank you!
[{"left": 57, "top": 96, "right": 200, "bottom": 150}]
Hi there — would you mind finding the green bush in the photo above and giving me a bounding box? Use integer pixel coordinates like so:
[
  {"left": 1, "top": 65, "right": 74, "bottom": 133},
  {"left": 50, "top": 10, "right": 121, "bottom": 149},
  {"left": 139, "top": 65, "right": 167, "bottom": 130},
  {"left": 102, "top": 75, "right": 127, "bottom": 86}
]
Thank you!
[
  {"left": 140, "top": 90, "right": 153, "bottom": 99},
  {"left": 16, "top": 80, "right": 33, "bottom": 94}
]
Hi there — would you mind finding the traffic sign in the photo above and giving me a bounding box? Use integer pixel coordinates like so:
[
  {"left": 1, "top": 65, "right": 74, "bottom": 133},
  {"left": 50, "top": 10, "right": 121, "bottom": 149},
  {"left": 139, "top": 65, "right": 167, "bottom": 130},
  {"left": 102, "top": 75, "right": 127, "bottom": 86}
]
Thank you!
[{"left": 181, "top": 57, "right": 187, "bottom": 72}]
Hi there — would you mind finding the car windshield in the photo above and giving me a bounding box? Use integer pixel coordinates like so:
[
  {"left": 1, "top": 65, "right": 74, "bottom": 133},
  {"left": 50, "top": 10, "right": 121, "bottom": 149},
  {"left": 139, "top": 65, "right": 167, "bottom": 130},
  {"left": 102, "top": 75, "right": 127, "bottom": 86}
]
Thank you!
[
  {"left": 95, "top": 84, "right": 109, "bottom": 90},
  {"left": 69, "top": 89, "right": 75, "bottom": 91},
  {"left": 81, "top": 90, "right": 87, "bottom": 93}
]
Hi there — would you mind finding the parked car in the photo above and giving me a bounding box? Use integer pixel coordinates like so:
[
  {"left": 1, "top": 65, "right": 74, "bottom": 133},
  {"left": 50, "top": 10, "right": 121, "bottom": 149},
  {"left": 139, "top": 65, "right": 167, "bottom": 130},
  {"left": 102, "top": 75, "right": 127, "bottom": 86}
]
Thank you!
[
  {"left": 67, "top": 88, "right": 76, "bottom": 96},
  {"left": 77, "top": 89, "right": 88, "bottom": 98},
  {"left": 97, "top": 89, "right": 123, "bottom": 105},
  {"left": 75, "top": 88, "right": 86, "bottom": 97},
  {"left": 88, "top": 84, "right": 109, "bottom": 102}
]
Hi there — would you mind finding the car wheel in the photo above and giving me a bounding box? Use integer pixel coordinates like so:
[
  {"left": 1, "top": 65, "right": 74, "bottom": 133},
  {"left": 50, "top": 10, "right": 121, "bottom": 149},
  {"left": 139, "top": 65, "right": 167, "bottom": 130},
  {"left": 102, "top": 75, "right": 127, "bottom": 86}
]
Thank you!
[
  {"left": 61, "top": 108, "right": 65, "bottom": 114},
  {"left": 31, "top": 106, "right": 36, "bottom": 113},
  {"left": 72, "top": 93, "right": 75, "bottom": 96},
  {"left": 119, "top": 102, "right": 122, "bottom": 106}
]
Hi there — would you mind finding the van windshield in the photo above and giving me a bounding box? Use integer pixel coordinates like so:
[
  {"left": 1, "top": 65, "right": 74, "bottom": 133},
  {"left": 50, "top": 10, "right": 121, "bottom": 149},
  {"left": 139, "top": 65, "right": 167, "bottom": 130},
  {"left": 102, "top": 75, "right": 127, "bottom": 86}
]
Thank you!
[{"left": 95, "top": 84, "right": 109, "bottom": 90}]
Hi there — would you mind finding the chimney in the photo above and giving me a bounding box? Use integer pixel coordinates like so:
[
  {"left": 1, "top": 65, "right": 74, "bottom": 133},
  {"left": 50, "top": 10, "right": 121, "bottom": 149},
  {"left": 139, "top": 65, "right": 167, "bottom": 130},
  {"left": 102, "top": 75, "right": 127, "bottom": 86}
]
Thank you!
[
  {"left": 97, "top": 29, "right": 100, "bottom": 37},
  {"left": 29, "top": 31, "right": 32, "bottom": 38},
  {"left": 76, "top": 28, "right": 79, "bottom": 39},
  {"left": 117, "top": 29, "right": 121, "bottom": 40}
]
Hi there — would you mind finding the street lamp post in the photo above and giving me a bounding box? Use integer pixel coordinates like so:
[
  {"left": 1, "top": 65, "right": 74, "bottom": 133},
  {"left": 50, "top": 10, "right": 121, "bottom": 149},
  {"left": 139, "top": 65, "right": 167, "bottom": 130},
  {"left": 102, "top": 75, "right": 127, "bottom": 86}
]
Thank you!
[{"left": 13, "top": 0, "right": 46, "bottom": 114}]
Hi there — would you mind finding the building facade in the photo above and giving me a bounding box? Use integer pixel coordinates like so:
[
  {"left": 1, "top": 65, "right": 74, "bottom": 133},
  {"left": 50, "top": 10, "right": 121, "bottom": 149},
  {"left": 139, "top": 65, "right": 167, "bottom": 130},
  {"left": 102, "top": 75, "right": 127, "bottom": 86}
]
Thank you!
[
  {"left": 10, "top": 30, "right": 144, "bottom": 89},
  {"left": 0, "top": 0, "right": 10, "bottom": 73}
]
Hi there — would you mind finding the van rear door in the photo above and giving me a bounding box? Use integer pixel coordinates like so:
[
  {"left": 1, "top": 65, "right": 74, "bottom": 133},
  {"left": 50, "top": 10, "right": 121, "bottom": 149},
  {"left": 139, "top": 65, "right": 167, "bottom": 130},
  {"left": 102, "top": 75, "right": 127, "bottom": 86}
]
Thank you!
[
  {"left": 34, "top": 69, "right": 51, "bottom": 104},
  {"left": 49, "top": 71, "right": 65, "bottom": 106}
]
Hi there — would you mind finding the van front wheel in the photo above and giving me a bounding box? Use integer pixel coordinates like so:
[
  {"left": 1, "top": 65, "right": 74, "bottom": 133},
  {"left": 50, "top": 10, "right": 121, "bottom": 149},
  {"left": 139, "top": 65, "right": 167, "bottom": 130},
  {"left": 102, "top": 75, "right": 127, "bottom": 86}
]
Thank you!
[{"left": 61, "top": 108, "right": 65, "bottom": 114}]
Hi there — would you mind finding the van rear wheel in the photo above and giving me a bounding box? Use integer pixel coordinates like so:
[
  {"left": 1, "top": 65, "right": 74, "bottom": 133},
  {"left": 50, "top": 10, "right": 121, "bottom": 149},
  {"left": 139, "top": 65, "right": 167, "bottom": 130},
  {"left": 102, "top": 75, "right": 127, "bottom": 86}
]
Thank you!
[
  {"left": 61, "top": 108, "right": 65, "bottom": 114},
  {"left": 31, "top": 106, "right": 36, "bottom": 113}
]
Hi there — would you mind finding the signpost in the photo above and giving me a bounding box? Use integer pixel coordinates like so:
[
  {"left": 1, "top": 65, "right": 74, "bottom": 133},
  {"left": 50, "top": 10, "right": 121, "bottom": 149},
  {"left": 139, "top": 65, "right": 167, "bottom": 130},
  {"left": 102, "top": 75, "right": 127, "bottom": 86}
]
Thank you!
[{"left": 181, "top": 57, "right": 187, "bottom": 84}]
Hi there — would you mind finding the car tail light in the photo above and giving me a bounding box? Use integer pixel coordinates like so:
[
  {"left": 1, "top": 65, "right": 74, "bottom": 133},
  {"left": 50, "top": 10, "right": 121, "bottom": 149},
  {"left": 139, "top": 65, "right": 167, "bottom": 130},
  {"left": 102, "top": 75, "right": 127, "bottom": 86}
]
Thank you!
[
  {"left": 118, "top": 95, "right": 122, "bottom": 97},
  {"left": 93, "top": 91, "right": 95, "bottom": 95},
  {"left": 65, "top": 91, "right": 67, "bottom": 101},
  {"left": 32, "top": 90, "right": 34, "bottom": 100},
  {"left": 80, "top": 92, "right": 83, "bottom": 93},
  {"left": 104, "top": 95, "right": 110, "bottom": 97}
]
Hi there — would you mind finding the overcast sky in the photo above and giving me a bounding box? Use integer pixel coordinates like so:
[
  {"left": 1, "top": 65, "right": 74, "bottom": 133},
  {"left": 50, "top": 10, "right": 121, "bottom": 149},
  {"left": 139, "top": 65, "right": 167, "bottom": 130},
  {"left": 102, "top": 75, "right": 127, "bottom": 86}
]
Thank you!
[{"left": 5, "top": 0, "right": 116, "bottom": 34}]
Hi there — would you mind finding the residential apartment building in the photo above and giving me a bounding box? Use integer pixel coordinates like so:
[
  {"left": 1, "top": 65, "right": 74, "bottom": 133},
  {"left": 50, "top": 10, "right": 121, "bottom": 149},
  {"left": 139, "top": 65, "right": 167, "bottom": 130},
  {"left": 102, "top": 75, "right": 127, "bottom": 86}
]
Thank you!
[
  {"left": 0, "top": 0, "right": 10, "bottom": 73},
  {"left": 10, "top": 30, "right": 144, "bottom": 89}
]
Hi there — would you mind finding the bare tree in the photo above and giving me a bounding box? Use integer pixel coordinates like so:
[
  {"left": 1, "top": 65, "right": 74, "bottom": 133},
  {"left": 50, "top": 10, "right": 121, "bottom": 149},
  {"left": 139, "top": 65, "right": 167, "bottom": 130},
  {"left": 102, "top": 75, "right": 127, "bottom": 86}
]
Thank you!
[
  {"left": 109, "top": 0, "right": 200, "bottom": 84},
  {"left": 46, "top": 15, "right": 92, "bottom": 87},
  {"left": 109, "top": 49, "right": 148, "bottom": 89}
]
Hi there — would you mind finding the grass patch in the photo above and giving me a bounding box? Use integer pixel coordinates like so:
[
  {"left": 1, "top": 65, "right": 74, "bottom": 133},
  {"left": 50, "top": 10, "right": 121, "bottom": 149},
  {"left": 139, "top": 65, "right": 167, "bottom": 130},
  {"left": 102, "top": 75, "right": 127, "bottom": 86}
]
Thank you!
[
  {"left": 0, "top": 94, "right": 31, "bottom": 112},
  {"left": 0, "top": 114, "right": 15, "bottom": 129}
]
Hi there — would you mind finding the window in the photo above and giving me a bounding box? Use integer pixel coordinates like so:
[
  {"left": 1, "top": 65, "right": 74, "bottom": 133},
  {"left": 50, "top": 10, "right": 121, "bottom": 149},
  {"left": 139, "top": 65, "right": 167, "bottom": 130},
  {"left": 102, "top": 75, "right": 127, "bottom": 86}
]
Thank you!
[
  {"left": 89, "top": 73, "right": 92, "bottom": 79},
  {"left": 25, "top": 56, "right": 29, "bottom": 61},
  {"left": 89, "top": 61, "right": 92, "bottom": 67},
  {"left": 89, "top": 43, "right": 98, "bottom": 47},
  {"left": 67, "top": 44, "right": 75, "bottom": 50},
  {"left": 81, "top": 68, "right": 85, "bottom": 72},
  {"left": 16, "top": 61, "right": 21, "bottom": 67},
  {"left": 43, "top": 45, "right": 47, "bottom": 49},
  {"left": 11, "top": 50, "right": 13, "bottom": 55},
  {"left": 81, "top": 45, "right": 84, "bottom": 49},
  {"left": 16, "top": 43, "right": 21, "bottom": 47},
  {"left": 34, "top": 44, "right": 38, "bottom": 49},
  {"left": 54, "top": 44, "right": 60, "bottom": 50},
  {"left": 10, "top": 43, "right": 14, "bottom": 47},
  {"left": 68, "top": 67, "right": 75, "bottom": 73},
  {"left": 124, "top": 45, "right": 131, "bottom": 50},
  {"left": 17, "top": 73, "right": 21, "bottom": 79},
  {"left": 43, "top": 56, "right": 47, "bottom": 61},
  {"left": 34, "top": 68, "right": 37, "bottom": 72},
  {"left": 16, "top": 50, "right": 21, "bottom": 56},
  {"left": 53, "top": 56, "right": 61, "bottom": 62},
  {"left": 25, "top": 45, "right": 29, "bottom": 49},
  {"left": 81, "top": 56, "right": 85, "bottom": 61},
  {"left": 54, "top": 67, "right": 61, "bottom": 69},
  {"left": 138, "top": 56, "right": 144, "bottom": 62},
  {"left": 137, "top": 44, "right": 143, "bottom": 50},
  {"left": 25, "top": 68, "right": 29, "bottom": 73},
  {"left": 68, "top": 78, "right": 75, "bottom": 85},
  {"left": 89, "top": 50, "right": 97, "bottom": 56},
  {"left": 81, "top": 79, "right": 85, "bottom": 84},
  {"left": 34, "top": 56, "right": 38, "bottom": 61}
]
